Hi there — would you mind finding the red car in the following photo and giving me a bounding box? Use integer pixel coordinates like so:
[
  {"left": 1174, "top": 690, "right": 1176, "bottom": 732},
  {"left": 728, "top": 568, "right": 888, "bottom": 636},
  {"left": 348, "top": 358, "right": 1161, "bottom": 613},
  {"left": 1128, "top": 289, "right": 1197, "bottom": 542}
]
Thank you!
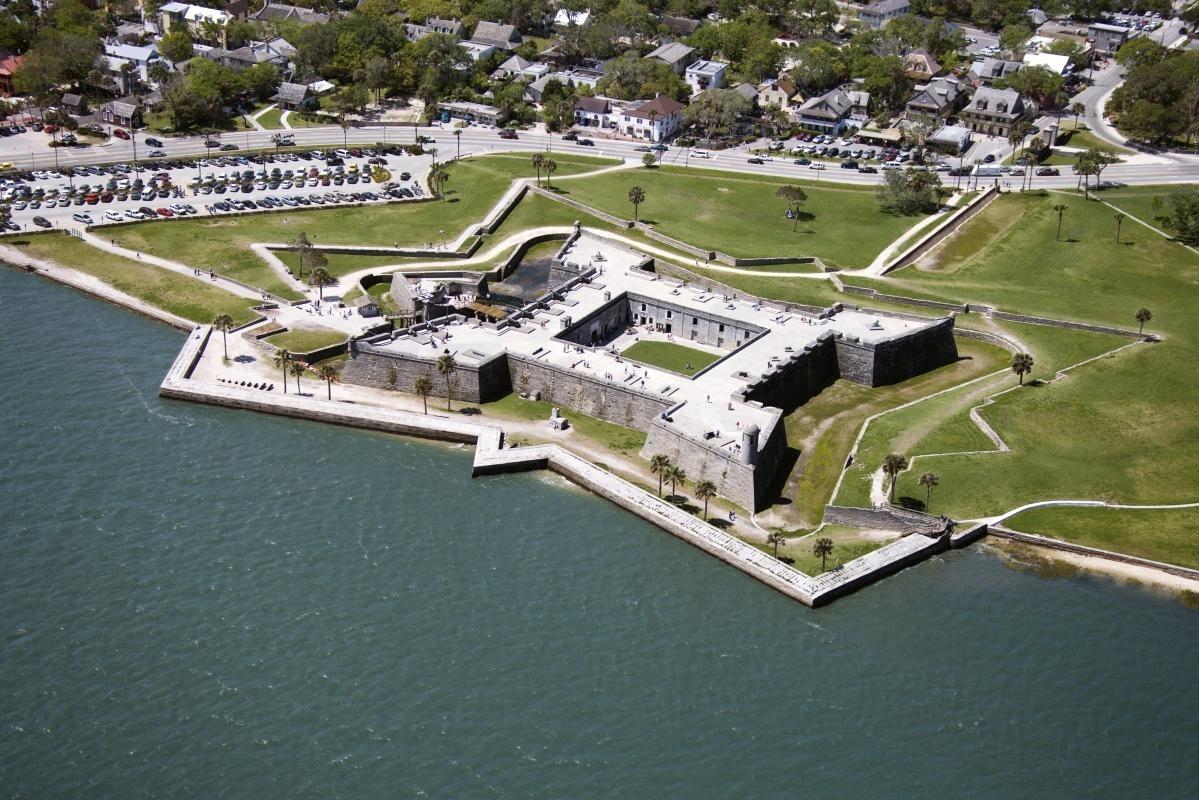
[
  {"left": 43, "top": 124, "right": 58, "bottom": 134},
  {"left": 113, "top": 128, "right": 130, "bottom": 140},
  {"left": 155, "top": 207, "right": 173, "bottom": 217}
]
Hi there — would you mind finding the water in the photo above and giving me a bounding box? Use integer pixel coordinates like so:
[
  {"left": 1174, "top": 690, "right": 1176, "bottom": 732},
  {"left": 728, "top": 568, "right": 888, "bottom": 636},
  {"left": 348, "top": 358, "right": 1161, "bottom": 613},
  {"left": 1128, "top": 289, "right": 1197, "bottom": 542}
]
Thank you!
[{"left": 2, "top": 267, "right": 1198, "bottom": 798}]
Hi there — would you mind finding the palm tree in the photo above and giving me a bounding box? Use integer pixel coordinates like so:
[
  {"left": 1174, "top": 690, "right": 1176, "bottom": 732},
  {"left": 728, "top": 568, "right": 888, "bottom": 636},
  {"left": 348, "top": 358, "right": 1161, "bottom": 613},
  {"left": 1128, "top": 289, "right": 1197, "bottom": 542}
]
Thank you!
[
  {"left": 650, "top": 454, "right": 671, "bottom": 497},
  {"left": 530, "top": 152, "right": 544, "bottom": 186},
  {"left": 767, "top": 531, "right": 787, "bottom": 557},
  {"left": 453, "top": 127, "right": 461, "bottom": 160},
  {"left": 882, "top": 453, "right": 908, "bottom": 503},
  {"left": 1135, "top": 307, "right": 1152, "bottom": 337},
  {"left": 776, "top": 184, "right": 808, "bottom": 232},
  {"left": 694, "top": 479, "right": 716, "bottom": 520},
  {"left": 813, "top": 537, "right": 834, "bottom": 572},
  {"left": 273, "top": 348, "right": 292, "bottom": 393},
  {"left": 414, "top": 375, "right": 433, "bottom": 413},
  {"left": 289, "top": 360, "right": 306, "bottom": 394},
  {"left": 543, "top": 158, "right": 557, "bottom": 190},
  {"left": 1052, "top": 203, "right": 1068, "bottom": 241},
  {"left": 317, "top": 362, "right": 338, "bottom": 400},
  {"left": 428, "top": 161, "right": 449, "bottom": 199},
  {"left": 1070, "top": 101, "right": 1086, "bottom": 131},
  {"left": 666, "top": 465, "right": 687, "bottom": 498},
  {"left": 436, "top": 352, "right": 456, "bottom": 411},
  {"left": 628, "top": 185, "right": 645, "bottom": 221},
  {"left": 1011, "top": 352, "right": 1035, "bottom": 385},
  {"left": 309, "top": 267, "right": 335, "bottom": 300},
  {"left": 1114, "top": 212, "right": 1126, "bottom": 244},
  {"left": 212, "top": 313, "right": 234, "bottom": 359},
  {"left": 290, "top": 232, "right": 313, "bottom": 280},
  {"left": 918, "top": 472, "right": 940, "bottom": 511}
]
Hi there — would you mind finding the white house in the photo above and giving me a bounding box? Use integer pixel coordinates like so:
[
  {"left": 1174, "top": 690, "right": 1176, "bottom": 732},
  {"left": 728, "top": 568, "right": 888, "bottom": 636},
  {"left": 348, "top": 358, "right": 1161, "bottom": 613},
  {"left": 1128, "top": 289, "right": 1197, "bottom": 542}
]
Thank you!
[
  {"left": 684, "top": 59, "right": 727, "bottom": 95},
  {"left": 1023, "top": 52, "right": 1071, "bottom": 75},
  {"left": 618, "top": 95, "right": 684, "bottom": 141},
  {"left": 858, "top": 0, "right": 910, "bottom": 29},
  {"left": 157, "top": 2, "right": 234, "bottom": 46}
]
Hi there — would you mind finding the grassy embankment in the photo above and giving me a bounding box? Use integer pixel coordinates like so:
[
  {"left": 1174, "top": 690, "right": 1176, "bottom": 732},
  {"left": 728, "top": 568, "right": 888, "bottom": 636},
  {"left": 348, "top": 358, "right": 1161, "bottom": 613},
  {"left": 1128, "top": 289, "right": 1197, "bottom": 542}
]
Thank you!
[{"left": 746, "top": 526, "right": 900, "bottom": 575}]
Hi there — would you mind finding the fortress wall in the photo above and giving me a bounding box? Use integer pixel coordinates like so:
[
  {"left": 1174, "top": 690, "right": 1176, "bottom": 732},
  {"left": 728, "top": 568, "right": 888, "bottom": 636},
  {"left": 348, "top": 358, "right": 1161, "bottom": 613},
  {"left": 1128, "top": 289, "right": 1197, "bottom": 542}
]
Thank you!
[
  {"left": 741, "top": 336, "right": 840, "bottom": 413},
  {"left": 627, "top": 293, "right": 763, "bottom": 350},
  {"left": 557, "top": 294, "right": 632, "bottom": 346},
  {"left": 507, "top": 353, "right": 671, "bottom": 430},
  {"left": 835, "top": 317, "right": 958, "bottom": 387},
  {"left": 340, "top": 344, "right": 510, "bottom": 403}
]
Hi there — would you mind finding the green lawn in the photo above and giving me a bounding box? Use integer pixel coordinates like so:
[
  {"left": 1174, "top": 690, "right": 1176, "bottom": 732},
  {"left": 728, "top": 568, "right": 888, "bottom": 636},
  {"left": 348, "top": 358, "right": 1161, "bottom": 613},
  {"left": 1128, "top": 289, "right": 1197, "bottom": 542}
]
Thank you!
[
  {"left": 1059, "top": 123, "right": 1132, "bottom": 155},
  {"left": 1003, "top": 507, "right": 1199, "bottom": 569},
  {"left": 7, "top": 233, "right": 259, "bottom": 326},
  {"left": 482, "top": 393, "right": 647, "bottom": 453},
  {"left": 111, "top": 155, "right": 620, "bottom": 297},
  {"left": 621, "top": 340, "right": 721, "bottom": 376},
  {"left": 558, "top": 165, "right": 931, "bottom": 268},
  {"left": 256, "top": 107, "right": 284, "bottom": 130},
  {"left": 265, "top": 327, "right": 346, "bottom": 353},
  {"left": 835, "top": 188, "right": 1199, "bottom": 565},
  {"left": 746, "top": 527, "right": 899, "bottom": 575}
]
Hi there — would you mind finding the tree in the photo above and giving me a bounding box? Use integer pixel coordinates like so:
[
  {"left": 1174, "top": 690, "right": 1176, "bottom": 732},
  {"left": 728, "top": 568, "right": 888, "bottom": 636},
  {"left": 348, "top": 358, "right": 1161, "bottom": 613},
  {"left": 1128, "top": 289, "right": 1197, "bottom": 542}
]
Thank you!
[
  {"left": 436, "top": 352, "right": 456, "bottom": 410},
  {"left": 683, "top": 89, "right": 751, "bottom": 142},
  {"left": 273, "top": 348, "right": 292, "bottom": 393},
  {"left": 694, "top": 479, "right": 717, "bottom": 521},
  {"left": 877, "top": 169, "right": 943, "bottom": 215},
  {"left": 289, "top": 360, "right": 306, "bottom": 394},
  {"left": 1115, "top": 37, "right": 1167, "bottom": 71},
  {"left": 789, "top": 40, "right": 849, "bottom": 95},
  {"left": 543, "top": 158, "right": 557, "bottom": 190},
  {"left": 1070, "top": 101, "right": 1086, "bottom": 131},
  {"left": 361, "top": 55, "right": 392, "bottom": 103},
  {"left": 310, "top": 267, "right": 335, "bottom": 300},
  {"left": 427, "top": 161, "right": 449, "bottom": 199},
  {"left": 1052, "top": 203, "right": 1068, "bottom": 241},
  {"left": 628, "top": 185, "right": 645, "bottom": 221},
  {"left": 882, "top": 453, "right": 908, "bottom": 503},
  {"left": 414, "top": 375, "right": 433, "bottom": 414},
  {"left": 1114, "top": 212, "right": 1126, "bottom": 244},
  {"left": 290, "top": 232, "right": 317, "bottom": 279},
  {"left": 212, "top": 313, "right": 235, "bottom": 359},
  {"left": 812, "top": 537, "right": 834, "bottom": 572},
  {"left": 331, "top": 83, "right": 370, "bottom": 118},
  {"left": 243, "top": 63, "right": 282, "bottom": 102},
  {"left": 999, "top": 23, "right": 1032, "bottom": 57},
  {"left": 317, "top": 362, "right": 339, "bottom": 400},
  {"left": 1011, "top": 352, "right": 1035, "bottom": 385},
  {"left": 158, "top": 28, "right": 195, "bottom": 65},
  {"left": 918, "top": 472, "right": 939, "bottom": 511},
  {"left": 1117, "top": 100, "right": 1175, "bottom": 146},
  {"left": 666, "top": 464, "right": 687, "bottom": 497},
  {"left": 775, "top": 184, "right": 808, "bottom": 232},
  {"left": 1135, "top": 307, "right": 1153, "bottom": 337},
  {"left": 641, "top": 151, "right": 657, "bottom": 169},
  {"left": 650, "top": 453, "right": 671, "bottom": 497},
  {"left": 530, "top": 152, "right": 544, "bottom": 186},
  {"left": 767, "top": 531, "right": 787, "bottom": 557},
  {"left": 1154, "top": 187, "right": 1199, "bottom": 244}
]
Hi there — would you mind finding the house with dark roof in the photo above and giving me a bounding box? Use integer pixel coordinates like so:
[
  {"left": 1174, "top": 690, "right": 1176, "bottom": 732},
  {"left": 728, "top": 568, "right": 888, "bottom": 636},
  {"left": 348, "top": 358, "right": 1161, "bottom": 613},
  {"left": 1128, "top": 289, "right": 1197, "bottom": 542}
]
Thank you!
[
  {"left": 958, "top": 86, "right": 1033, "bottom": 137},
  {"left": 904, "top": 76, "right": 965, "bottom": 124},
  {"left": 968, "top": 58, "right": 1023, "bottom": 86},
  {"left": 60, "top": 93, "right": 87, "bottom": 115},
  {"left": 250, "top": 0, "right": 328, "bottom": 26},
  {"left": 213, "top": 40, "right": 291, "bottom": 71},
  {"left": 660, "top": 15, "right": 701, "bottom": 36},
  {"left": 617, "top": 95, "right": 684, "bottom": 141},
  {"left": 858, "top": 0, "right": 910, "bottom": 29},
  {"left": 100, "top": 97, "right": 143, "bottom": 128},
  {"left": 272, "top": 81, "right": 314, "bottom": 110},
  {"left": 795, "top": 88, "right": 854, "bottom": 134},
  {"left": 644, "top": 41, "right": 695, "bottom": 75},
  {"left": 903, "top": 49, "right": 941, "bottom": 81},
  {"left": 470, "top": 21, "right": 522, "bottom": 50},
  {"left": 429, "top": 18, "right": 464, "bottom": 37},
  {"left": 574, "top": 95, "right": 610, "bottom": 127}
]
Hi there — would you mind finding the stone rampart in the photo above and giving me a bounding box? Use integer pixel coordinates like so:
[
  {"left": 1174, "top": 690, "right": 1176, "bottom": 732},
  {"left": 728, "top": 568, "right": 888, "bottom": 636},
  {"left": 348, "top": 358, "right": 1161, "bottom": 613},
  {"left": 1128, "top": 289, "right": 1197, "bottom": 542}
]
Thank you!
[
  {"left": 988, "top": 310, "right": 1145, "bottom": 339},
  {"left": 341, "top": 342, "right": 511, "bottom": 403},
  {"left": 883, "top": 186, "right": 999, "bottom": 274},
  {"left": 508, "top": 352, "right": 671, "bottom": 430},
  {"left": 740, "top": 335, "right": 840, "bottom": 413},
  {"left": 823, "top": 504, "right": 951, "bottom": 535},
  {"left": 834, "top": 316, "right": 958, "bottom": 386},
  {"left": 529, "top": 185, "right": 635, "bottom": 229}
]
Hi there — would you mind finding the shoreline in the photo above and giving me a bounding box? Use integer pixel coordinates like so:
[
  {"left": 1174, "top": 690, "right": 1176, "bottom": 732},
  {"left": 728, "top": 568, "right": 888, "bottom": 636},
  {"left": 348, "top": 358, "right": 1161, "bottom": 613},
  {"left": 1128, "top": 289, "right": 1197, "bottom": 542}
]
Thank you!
[{"left": 986, "top": 538, "right": 1199, "bottom": 598}]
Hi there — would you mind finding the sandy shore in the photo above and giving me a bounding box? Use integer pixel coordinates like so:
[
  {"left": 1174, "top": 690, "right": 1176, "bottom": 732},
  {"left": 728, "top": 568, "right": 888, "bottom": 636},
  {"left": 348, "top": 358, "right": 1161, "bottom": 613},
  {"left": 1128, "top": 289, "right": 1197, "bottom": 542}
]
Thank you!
[{"left": 987, "top": 538, "right": 1199, "bottom": 597}]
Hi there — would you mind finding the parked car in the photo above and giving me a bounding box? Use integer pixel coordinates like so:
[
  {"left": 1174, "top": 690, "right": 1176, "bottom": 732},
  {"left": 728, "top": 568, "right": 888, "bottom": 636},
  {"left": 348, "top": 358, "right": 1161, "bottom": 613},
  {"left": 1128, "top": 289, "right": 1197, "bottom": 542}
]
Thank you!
[
  {"left": 72, "top": 212, "right": 93, "bottom": 224},
  {"left": 497, "top": 129, "right": 518, "bottom": 139},
  {"left": 32, "top": 216, "right": 51, "bottom": 228}
]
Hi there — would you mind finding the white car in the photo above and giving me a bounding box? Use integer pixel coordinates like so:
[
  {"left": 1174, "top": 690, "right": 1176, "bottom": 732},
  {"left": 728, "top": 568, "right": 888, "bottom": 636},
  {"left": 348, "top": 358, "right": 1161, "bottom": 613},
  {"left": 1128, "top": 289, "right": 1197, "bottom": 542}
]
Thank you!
[
  {"left": 691, "top": 149, "right": 710, "bottom": 159},
  {"left": 808, "top": 162, "right": 826, "bottom": 170},
  {"left": 334, "top": 149, "right": 350, "bottom": 158},
  {"left": 148, "top": 149, "right": 166, "bottom": 157},
  {"left": 72, "top": 213, "right": 93, "bottom": 224},
  {"left": 103, "top": 210, "right": 123, "bottom": 222},
  {"left": 124, "top": 209, "right": 142, "bottom": 219}
]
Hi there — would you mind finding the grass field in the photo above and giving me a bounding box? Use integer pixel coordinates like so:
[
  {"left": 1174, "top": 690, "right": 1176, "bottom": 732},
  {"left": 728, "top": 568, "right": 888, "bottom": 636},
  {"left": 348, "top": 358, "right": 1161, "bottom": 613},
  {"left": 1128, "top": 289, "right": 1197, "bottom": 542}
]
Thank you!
[
  {"left": 256, "top": 107, "right": 284, "bottom": 130},
  {"left": 1059, "top": 122, "right": 1132, "bottom": 155},
  {"left": 109, "top": 155, "right": 619, "bottom": 300},
  {"left": 265, "top": 327, "right": 346, "bottom": 353},
  {"left": 621, "top": 340, "right": 721, "bottom": 376},
  {"left": 746, "top": 526, "right": 899, "bottom": 575},
  {"left": 559, "top": 165, "right": 929, "bottom": 267},
  {"left": 482, "top": 393, "right": 647, "bottom": 454},
  {"left": 832, "top": 188, "right": 1199, "bottom": 565},
  {"left": 7, "top": 233, "right": 260, "bottom": 326},
  {"left": 1003, "top": 507, "right": 1199, "bottom": 569}
]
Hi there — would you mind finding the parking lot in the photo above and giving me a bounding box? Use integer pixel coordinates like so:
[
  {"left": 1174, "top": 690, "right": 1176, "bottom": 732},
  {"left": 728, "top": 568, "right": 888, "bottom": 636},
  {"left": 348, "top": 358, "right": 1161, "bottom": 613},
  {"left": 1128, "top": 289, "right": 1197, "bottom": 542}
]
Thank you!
[{"left": 0, "top": 146, "right": 431, "bottom": 234}]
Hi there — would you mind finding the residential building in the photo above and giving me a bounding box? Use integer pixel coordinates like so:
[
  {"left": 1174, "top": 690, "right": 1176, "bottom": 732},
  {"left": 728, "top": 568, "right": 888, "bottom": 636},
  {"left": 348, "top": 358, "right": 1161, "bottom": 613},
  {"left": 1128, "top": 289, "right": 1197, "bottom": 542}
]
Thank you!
[
  {"left": 731, "top": 82, "right": 757, "bottom": 106},
  {"left": 458, "top": 41, "right": 496, "bottom": 62},
  {"left": 903, "top": 49, "right": 941, "bottom": 81},
  {"left": 1088, "top": 22, "right": 1130, "bottom": 53},
  {"left": 574, "top": 95, "right": 610, "bottom": 127},
  {"left": 471, "top": 21, "right": 523, "bottom": 50},
  {"left": 1023, "top": 52, "right": 1070, "bottom": 75},
  {"left": 795, "top": 88, "right": 853, "bottom": 134},
  {"left": 492, "top": 55, "right": 549, "bottom": 81},
  {"left": 846, "top": 89, "right": 870, "bottom": 123},
  {"left": 618, "top": 94, "right": 684, "bottom": 141},
  {"left": 644, "top": 41, "right": 695, "bottom": 75},
  {"left": 250, "top": 0, "right": 328, "bottom": 25},
  {"left": 157, "top": 3, "right": 235, "bottom": 46},
  {"left": 756, "top": 77, "right": 801, "bottom": 112},
  {"left": 684, "top": 59, "right": 727, "bottom": 95},
  {"left": 904, "top": 76, "right": 965, "bottom": 124},
  {"left": 660, "top": 15, "right": 701, "bottom": 37},
  {"left": 858, "top": 0, "right": 910, "bottom": 29},
  {"left": 100, "top": 44, "right": 159, "bottom": 94},
  {"left": 209, "top": 40, "right": 291, "bottom": 71},
  {"left": 428, "top": 18, "right": 464, "bottom": 37},
  {"left": 271, "top": 81, "right": 314, "bottom": 110},
  {"left": 967, "top": 57, "right": 1023, "bottom": 86},
  {"left": 99, "top": 97, "right": 142, "bottom": 128},
  {"left": 958, "top": 86, "right": 1033, "bottom": 137},
  {"left": 60, "top": 93, "right": 87, "bottom": 115},
  {"left": 0, "top": 53, "right": 22, "bottom": 96},
  {"left": 439, "top": 100, "right": 503, "bottom": 126},
  {"left": 928, "top": 124, "right": 973, "bottom": 154}
]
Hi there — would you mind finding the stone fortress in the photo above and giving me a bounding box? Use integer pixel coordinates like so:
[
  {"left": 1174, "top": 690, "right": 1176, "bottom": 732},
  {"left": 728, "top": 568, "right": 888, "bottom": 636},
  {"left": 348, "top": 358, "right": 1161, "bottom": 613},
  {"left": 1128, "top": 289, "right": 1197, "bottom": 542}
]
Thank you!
[{"left": 341, "top": 229, "right": 959, "bottom": 511}]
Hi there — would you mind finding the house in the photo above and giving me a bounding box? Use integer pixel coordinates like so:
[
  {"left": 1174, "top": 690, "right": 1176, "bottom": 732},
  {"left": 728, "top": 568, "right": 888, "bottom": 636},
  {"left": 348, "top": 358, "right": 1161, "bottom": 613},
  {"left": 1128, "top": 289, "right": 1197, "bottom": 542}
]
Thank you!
[
  {"left": 212, "top": 40, "right": 291, "bottom": 71},
  {"left": 99, "top": 97, "right": 143, "bottom": 128},
  {"left": 0, "top": 53, "right": 21, "bottom": 96},
  {"left": 858, "top": 0, "right": 910, "bottom": 29},
  {"left": 618, "top": 94, "right": 684, "bottom": 141},
  {"left": 756, "top": 77, "right": 801, "bottom": 112},
  {"left": 1026, "top": 8, "right": 1048, "bottom": 26},
  {"left": 458, "top": 41, "right": 496, "bottom": 63},
  {"left": 846, "top": 90, "right": 870, "bottom": 122},
  {"left": 552, "top": 8, "right": 591, "bottom": 27},
  {"left": 904, "top": 76, "right": 965, "bottom": 124},
  {"left": 795, "top": 88, "right": 853, "bottom": 134},
  {"left": 272, "top": 81, "right": 314, "bottom": 110},
  {"left": 60, "top": 93, "right": 87, "bottom": 115},
  {"left": 101, "top": 44, "right": 161, "bottom": 95},
  {"left": 574, "top": 95, "right": 610, "bottom": 127},
  {"left": 158, "top": 3, "right": 235, "bottom": 46},
  {"left": 428, "top": 18, "right": 464, "bottom": 37},
  {"left": 492, "top": 55, "right": 547, "bottom": 81},
  {"left": 1088, "top": 22, "right": 1129, "bottom": 53},
  {"left": 660, "top": 15, "right": 702, "bottom": 37},
  {"left": 1023, "top": 52, "right": 1071, "bottom": 75},
  {"left": 439, "top": 100, "right": 503, "bottom": 126},
  {"left": 731, "top": 82, "right": 758, "bottom": 106},
  {"left": 471, "top": 21, "right": 522, "bottom": 50},
  {"left": 350, "top": 295, "right": 380, "bottom": 317},
  {"left": 903, "top": 49, "right": 941, "bottom": 81},
  {"left": 928, "top": 124, "right": 973, "bottom": 154},
  {"left": 684, "top": 59, "right": 727, "bottom": 95},
  {"left": 958, "top": 86, "right": 1033, "bottom": 137},
  {"left": 967, "top": 57, "right": 1023, "bottom": 86},
  {"left": 250, "top": 0, "right": 329, "bottom": 25},
  {"left": 644, "top": 41, "right": 695, "bottom": 75}
]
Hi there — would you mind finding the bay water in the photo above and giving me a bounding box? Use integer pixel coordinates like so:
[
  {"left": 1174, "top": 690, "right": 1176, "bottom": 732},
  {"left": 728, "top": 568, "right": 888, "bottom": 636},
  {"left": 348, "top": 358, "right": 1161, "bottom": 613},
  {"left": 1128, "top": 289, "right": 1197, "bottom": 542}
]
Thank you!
[{"left": 2, "top": 267, "right": 1197, "bottom": 798}]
